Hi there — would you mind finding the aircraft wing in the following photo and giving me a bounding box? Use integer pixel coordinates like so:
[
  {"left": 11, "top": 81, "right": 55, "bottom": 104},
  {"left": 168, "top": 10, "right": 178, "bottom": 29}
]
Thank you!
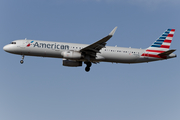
[{"left": 80, "top": 27, "right": 117, "bottom": 57}]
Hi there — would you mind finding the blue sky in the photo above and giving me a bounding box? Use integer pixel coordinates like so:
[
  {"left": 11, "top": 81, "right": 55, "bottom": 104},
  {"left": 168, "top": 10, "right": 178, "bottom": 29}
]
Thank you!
[{"left": 0, "top": 0, "right": 180, "bottom": 120}]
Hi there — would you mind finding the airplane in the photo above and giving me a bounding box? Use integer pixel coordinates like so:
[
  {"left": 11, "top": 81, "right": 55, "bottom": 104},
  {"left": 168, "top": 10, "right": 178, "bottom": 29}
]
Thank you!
[{"left": 3, "top": 27, "right": 177, "bottom": 72}]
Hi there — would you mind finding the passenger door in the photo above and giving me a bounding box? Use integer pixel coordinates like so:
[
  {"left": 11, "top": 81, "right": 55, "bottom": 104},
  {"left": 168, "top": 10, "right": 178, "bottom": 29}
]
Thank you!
[{"left": 20, "top": 40, "right": 27, "bottom": 48}]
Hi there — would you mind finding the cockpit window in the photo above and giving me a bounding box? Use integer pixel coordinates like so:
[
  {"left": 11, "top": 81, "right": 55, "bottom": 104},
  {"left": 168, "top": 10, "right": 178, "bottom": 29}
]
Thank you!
[{"left": 11, "top": 42, "right": 16, "bottom": 44}]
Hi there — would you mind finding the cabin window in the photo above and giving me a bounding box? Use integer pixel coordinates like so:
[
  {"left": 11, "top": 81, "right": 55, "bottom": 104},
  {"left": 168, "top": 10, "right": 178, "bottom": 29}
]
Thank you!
[
  {"left": 11, "top": 42, "right": 16, "bottom": 44},
  {"left": 123, "top": 51, "right": 127, "bottom": 53}
]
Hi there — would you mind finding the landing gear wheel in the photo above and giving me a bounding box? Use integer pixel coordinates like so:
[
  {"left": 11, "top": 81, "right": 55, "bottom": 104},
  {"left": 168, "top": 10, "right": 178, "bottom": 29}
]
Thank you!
[
  {"left": 84, "top": 62, "right": 92, "bottom": 72},
  {"left": 20, "top": 55, "right": 25, "bottom": 64},
  {"left": 20, "top": 60, "right": 24, "bottom": 64},
  {"left": 85, "top": 67, "right": 90, "bottom": 72}
]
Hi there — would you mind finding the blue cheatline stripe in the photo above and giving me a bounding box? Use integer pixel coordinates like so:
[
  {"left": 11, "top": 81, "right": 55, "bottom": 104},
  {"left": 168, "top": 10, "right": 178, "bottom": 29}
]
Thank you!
[
  {"left": 167, "top": 29, "right": 172, "bottom": 31},
  {"left": 154, "top": 42, "right": 163, "bottom": 45},
  {"left": 151, "top": 45, "right": 161, "bottom": 47},
  {"left": 159, "top": 37, "right": 166, "bottom": 39},
  {"left": 162, "top": 34, "right": 168, "bottom": 36},
  {"left": 157, "top": 40, "right": 164, "bottom": 42}
]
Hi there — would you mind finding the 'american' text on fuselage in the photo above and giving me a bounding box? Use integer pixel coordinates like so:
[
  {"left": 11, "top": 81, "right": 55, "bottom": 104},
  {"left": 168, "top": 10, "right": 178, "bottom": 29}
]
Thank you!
[{"left": 33, "top": 42, "right": 69, "bottom": 50}]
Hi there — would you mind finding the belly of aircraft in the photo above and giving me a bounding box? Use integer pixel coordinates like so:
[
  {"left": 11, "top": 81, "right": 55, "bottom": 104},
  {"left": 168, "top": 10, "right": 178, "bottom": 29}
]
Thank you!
[{"left": 100, "top": 52, "right": 139, "bottom": 63}]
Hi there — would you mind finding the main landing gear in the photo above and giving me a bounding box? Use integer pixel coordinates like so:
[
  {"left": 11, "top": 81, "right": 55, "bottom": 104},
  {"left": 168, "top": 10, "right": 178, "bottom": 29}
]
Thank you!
[
  {"left": 84, "top": 62, "right": 92, "bottom": 72},
  {"left": 20, "top": 55, "right": 24, "bottom": 64}
]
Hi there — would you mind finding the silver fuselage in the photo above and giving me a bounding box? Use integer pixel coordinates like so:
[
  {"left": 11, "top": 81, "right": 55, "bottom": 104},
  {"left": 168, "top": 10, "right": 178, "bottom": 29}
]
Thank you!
[{"left": 3, "top": 39, "right": 176, "bottom": 63}]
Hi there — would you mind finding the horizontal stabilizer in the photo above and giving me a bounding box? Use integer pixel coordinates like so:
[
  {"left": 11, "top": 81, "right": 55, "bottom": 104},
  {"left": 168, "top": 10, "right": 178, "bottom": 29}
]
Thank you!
[{"left": 158, "top": 49, "right": 176, "bottom": 56}]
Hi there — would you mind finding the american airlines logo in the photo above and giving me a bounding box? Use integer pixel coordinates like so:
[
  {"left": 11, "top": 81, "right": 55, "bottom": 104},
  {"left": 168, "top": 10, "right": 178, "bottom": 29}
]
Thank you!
[
  {"left": 26, "top": 41, "right": 34, "bottom": 47},
  {"left": 31, "top": 41, "right": 69, "bottom": 50}
]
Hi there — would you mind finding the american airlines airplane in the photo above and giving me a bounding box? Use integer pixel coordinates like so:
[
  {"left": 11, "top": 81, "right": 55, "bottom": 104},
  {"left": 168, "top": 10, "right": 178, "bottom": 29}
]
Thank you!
[{"left": 3, "top": 27, "right": 176, "bottom": 72}]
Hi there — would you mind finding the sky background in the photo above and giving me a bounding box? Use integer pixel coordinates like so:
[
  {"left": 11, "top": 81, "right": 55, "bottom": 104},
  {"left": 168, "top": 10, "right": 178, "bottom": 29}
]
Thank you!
[{"left": 0, "top": 0, "right": 180, "bottom": 120}]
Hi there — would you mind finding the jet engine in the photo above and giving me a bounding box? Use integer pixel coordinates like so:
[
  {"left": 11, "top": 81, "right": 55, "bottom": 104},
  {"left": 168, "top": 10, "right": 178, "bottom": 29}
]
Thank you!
[
  {"left": 63, "top": 59, "right": 82, "bottom": 67},
  {"left": 61, "top": 51, "right": 82, "bottom": 59}
]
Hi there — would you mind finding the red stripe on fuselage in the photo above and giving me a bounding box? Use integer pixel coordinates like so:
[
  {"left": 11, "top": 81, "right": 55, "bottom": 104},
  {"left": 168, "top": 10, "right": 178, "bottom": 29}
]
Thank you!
[
  {"left": 141, "top": 53, "right": 167, "bottom": 59},
  {"left": 146, "top": 50, "right": 165, "bottom": 53}
]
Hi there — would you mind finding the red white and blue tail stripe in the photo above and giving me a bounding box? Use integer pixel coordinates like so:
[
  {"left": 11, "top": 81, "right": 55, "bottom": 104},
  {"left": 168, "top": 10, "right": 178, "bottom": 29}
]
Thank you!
[{"left": 142, "top": 29, "right": 175, "bottom": 58}]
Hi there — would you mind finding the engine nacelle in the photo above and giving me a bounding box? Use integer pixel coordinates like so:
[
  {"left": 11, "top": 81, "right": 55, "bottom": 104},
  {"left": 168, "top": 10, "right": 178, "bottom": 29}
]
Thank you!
[
  {"left": 61, "top": 51, "right": 82, "bottom": 59},
  {"left": 63, "top": 59, "right": 82, "bottom": 67}
]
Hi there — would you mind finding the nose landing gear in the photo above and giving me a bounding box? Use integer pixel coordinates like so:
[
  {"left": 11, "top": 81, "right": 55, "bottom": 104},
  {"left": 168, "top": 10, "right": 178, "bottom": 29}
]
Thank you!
[
  {"left": 20, "top": 55, "right": 24, "bottom": 64},
  {"left": 84, "top": 62, "right": 92, "bottom": 72}
]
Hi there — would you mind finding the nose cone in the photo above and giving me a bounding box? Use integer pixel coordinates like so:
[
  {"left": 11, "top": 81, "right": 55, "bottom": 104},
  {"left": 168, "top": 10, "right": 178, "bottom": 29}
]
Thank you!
[
  {"left": 3, "top": 45, "right": 9, "bottom": 52},
  {"left": 3, "top": 44, "right": 13, "bottom": 53}
]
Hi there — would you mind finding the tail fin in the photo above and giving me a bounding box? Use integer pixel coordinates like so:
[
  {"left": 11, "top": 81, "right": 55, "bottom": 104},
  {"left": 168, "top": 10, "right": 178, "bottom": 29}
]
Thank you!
[
  {"left": 146, "top": 29, "right": 175, "bottom": 52},
  {"left": 147, "top": 29, "right": 175, "bottom": 51},
  {"left": 142, "top": 29, "right": 175, "bottom": 58}
]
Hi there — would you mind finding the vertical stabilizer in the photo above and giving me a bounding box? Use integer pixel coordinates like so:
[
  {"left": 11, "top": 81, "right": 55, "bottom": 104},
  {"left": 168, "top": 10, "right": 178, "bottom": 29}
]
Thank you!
[
  {"left": 142, "top": 29, "right": 175, "bottom": 58},
  {"left": 147, "top": 29, "right": 175, "bottom": 51}
]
